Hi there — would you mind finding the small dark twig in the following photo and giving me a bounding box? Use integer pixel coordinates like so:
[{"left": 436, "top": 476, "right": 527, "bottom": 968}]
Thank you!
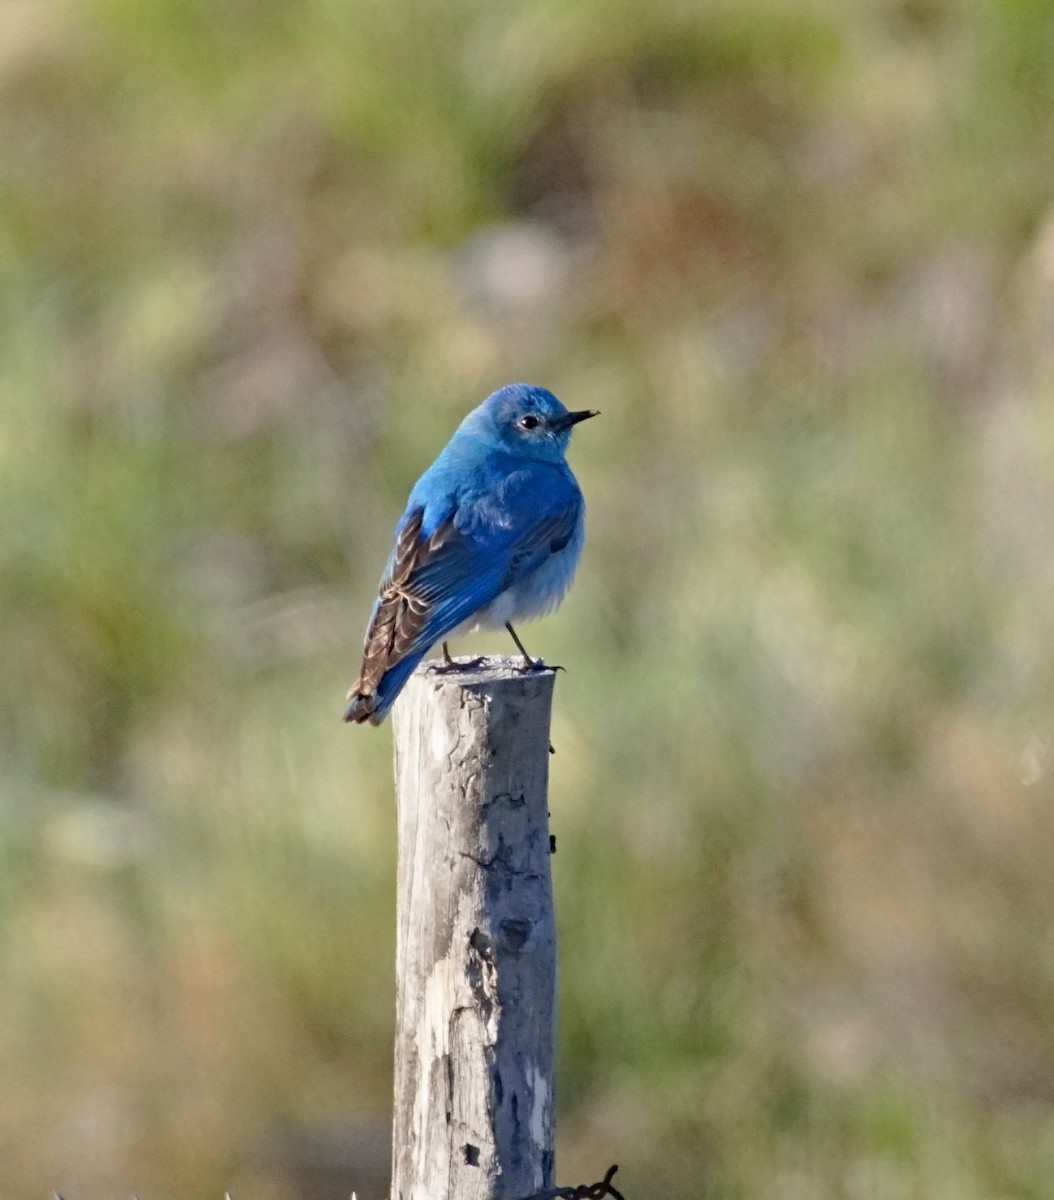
[{"left": 509, "top": 1163, "right": 626, "bottom": 1200}]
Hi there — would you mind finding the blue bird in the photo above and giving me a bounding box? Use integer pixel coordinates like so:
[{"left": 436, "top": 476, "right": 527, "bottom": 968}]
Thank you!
[{"left": 344, "top": 383, "right": 598, "bottom": 724}]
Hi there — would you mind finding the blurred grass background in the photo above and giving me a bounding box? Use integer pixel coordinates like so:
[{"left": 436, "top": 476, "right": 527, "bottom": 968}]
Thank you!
[{"left": 3, "top": 0, "right": 1054, "bottom": 1196}]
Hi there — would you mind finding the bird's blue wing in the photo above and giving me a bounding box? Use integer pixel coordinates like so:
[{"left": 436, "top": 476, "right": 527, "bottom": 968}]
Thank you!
[{"left": 495, "top": 473, "right": 582, "bottom": 594}]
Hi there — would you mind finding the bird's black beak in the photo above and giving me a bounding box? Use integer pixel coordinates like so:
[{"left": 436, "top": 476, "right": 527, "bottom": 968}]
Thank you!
[{"left": 551, "top": 409, "right": 600, "bottom": 432}]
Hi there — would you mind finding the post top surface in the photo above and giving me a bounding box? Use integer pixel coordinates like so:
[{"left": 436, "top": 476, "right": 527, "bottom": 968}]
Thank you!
[{"left": 413, "top": 655, "right": 559, "bottom": 688}]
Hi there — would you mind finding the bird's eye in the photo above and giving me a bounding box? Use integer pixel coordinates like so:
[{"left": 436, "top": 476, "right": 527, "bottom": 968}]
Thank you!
[{"left": 519, "top": 414, "right": 541, "bottom": 431}]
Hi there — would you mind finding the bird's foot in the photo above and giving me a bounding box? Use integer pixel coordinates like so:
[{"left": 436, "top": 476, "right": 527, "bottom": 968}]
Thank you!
[
  {"left": 434, "top": 653, "right": 488, "bottom": 674},
  {"left": 517, "top": 657, "right": 565, "bottom": 674}
]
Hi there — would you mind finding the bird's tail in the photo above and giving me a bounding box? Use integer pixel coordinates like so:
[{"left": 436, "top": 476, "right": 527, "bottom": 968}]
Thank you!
[{"left": 343, "top": 651, "right": 426, "bottom": 725}]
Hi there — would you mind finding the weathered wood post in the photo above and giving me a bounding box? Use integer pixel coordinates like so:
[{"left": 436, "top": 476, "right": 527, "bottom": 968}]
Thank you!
[{"left": 391, "top": 656, "right": 558, "bottom": 1200}]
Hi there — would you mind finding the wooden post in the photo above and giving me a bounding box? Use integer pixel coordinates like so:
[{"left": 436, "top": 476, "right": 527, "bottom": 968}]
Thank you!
[{"left": 391, "top": 656, "right": 558, "bottom": 1200}]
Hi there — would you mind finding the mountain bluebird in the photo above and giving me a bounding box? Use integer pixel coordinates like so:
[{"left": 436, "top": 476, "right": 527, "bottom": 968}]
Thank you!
[{"left": 344, "top": 383, "right": 597, "bottom": 724}]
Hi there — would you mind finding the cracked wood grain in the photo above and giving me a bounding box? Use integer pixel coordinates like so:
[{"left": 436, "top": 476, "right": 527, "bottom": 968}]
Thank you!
[{"left": 391, "top": 656, "right": 558, "bottom": 1200}]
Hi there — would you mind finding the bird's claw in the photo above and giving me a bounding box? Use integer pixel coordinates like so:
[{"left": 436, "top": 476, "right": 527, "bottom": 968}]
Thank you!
[
  {"left": 518, "top": 659, "right": 565, "bottom": 674},
  {"left": 434, "top": 654, "right": 488, "bottom": 674}
]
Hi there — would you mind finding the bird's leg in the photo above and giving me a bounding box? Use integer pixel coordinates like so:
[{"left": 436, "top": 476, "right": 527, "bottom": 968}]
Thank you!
[
  {"left": 505, "top": 622, "right": 538, "bottom": 669},
  {"left": 505, "top": 621, "right": 565, "bottom": 674},
  {"left": 442, "top": 641, "right": 454, "bottom": 667}
]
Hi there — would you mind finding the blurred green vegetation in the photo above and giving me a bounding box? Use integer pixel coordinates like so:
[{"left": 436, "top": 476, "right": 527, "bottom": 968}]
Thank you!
[{"left": 4, "top": 0, "right": 1054, "bottom": 1196}]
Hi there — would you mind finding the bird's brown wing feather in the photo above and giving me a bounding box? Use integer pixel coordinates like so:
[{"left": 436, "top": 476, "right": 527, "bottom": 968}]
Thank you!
[{"left": 345, "top": 508, "right": 455, "bottom": 717}]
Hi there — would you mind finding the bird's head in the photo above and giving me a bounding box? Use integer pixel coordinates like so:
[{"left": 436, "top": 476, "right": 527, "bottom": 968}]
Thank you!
[{"left": 466, "top": 383, "right": 599, "bottom": 462}]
